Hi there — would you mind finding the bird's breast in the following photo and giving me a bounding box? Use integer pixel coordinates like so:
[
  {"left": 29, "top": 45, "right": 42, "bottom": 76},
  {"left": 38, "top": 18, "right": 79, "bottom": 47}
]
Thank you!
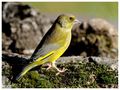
[
  {"left": 54, "top": 30, "right": 72, "bottom": 53},
  {"left": 47, "top": 28, "right": 72, "bottom": 62}
]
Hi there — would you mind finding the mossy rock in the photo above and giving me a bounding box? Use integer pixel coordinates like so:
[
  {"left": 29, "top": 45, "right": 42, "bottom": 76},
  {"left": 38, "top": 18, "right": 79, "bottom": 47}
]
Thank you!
[{"left": 9, "top": 62, "right": 118, "bottom": 88}]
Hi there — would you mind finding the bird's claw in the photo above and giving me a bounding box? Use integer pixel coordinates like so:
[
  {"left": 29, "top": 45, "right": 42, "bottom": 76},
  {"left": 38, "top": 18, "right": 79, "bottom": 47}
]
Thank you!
[
  {"left": 46, "top": 63, "right": 52, "bottom": 70},
  {"left": 56, "top": 68, "right": 67, "bottom": 75}
]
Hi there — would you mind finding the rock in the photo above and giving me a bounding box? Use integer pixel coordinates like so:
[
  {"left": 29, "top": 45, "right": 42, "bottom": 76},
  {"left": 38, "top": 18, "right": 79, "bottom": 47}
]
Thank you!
[
  {"left": 2, "top": 76, "right": 11, "bottom": 88},
  {"left": 2, "top": 2, "right": 52, "bottom": 54},
  {"left": 89, "top": 18, "right": 118, "bottom": 49},
  {"left": 2, "top": 53, "right": 118, "bottom": 88},
  {"left": 64, "top": 18, "right": 118, "bottom": 58}
]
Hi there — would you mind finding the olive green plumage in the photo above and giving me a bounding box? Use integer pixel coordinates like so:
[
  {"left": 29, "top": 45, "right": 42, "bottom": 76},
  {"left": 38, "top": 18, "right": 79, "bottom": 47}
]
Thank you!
[{"left": 16, "top": 14, "right": 77, "bottom": 80}]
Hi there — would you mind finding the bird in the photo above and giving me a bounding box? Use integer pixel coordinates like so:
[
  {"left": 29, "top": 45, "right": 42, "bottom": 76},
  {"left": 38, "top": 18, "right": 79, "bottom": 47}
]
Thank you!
[{"left": 15, "top": 14, "right": 80, "bottom": 80}]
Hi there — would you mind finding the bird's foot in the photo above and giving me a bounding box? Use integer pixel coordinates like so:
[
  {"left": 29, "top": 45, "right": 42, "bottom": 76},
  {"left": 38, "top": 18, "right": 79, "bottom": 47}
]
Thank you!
[
  {"left": 46, "top": 63, "right": 52, "bottom": 70},
  {"left": 51, "top": 62, "right": 67, "bottom": 75},
  {"left": 56, "top": 68, "right": 67, "bottom": 75}
]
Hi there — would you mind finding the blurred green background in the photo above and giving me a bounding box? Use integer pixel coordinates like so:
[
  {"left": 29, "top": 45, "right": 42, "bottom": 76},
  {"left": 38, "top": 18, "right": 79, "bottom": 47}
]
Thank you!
[{"left": 23, "top": 2, "right": 118, "bottom": 28}]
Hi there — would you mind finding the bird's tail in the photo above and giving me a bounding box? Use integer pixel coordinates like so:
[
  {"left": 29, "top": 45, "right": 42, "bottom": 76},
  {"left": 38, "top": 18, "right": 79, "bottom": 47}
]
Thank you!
[{"left": 15, "top": 60, "right": 46, "bottom": 80}]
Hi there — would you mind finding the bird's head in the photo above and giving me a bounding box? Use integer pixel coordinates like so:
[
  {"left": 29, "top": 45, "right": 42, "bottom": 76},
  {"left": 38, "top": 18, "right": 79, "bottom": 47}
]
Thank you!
[{"left": 55, "top": 14, "right": 80, "bottom": 30}]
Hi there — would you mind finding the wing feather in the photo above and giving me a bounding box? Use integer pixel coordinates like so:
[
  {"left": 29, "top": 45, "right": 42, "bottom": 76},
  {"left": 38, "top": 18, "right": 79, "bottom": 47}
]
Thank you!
[
  {"left": 30, "top": 22, "right": 61, "bottom": 61},
  {"left": 31, "top": 44, "right": 60, "bottom": 61}
]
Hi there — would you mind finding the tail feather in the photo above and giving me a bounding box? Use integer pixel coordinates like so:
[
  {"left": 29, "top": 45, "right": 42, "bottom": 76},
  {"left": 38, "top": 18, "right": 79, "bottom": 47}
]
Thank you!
[{"left": 15, "top": 60, "right": 45, "bottom": 80}]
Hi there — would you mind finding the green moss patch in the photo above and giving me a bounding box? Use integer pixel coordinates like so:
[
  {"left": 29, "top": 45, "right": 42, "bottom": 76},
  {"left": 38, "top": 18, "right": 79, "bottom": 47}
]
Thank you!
[{"left": 9, "top": 61, "right": 118, "bottom": 88}]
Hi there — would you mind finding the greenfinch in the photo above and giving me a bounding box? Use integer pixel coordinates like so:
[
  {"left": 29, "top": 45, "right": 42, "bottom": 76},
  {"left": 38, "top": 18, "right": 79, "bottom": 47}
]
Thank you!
[{"left": 16, "top": 14, "right": 79, "bottom": 80}]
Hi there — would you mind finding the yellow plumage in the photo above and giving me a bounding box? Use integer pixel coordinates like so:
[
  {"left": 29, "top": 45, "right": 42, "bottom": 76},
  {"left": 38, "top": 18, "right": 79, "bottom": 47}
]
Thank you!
[{"left": 16, "top": 14, "right": 77, "bottom": 80}]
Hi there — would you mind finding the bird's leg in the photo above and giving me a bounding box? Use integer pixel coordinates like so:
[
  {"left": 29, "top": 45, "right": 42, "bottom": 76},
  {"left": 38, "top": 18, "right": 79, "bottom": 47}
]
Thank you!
[
  {"left": 52, "top": 62, "right": 67, "bottom": 75},
  {"left": 46, "top": 63, "right": 52, "bottom": 70}
]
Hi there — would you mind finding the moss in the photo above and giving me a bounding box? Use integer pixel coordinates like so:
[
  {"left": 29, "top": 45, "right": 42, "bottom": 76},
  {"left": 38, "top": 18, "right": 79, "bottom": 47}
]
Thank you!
[
  {"left": 97, "top": 72, "right": 118, "bottom": 84},
  {"left": 3, "top": 60, "right": 118, "bottom": 88}
]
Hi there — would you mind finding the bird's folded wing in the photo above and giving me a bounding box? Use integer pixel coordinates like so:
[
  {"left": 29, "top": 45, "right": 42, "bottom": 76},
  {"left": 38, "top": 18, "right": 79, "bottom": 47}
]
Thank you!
[{"left": 30, "top": 43, "right": 60, "bottom": 62}]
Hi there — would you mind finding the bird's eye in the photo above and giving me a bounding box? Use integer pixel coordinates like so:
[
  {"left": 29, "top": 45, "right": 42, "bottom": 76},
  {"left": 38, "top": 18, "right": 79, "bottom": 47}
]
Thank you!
[{"left": 69, "top": 17, "right": 74, "bottom": 21}]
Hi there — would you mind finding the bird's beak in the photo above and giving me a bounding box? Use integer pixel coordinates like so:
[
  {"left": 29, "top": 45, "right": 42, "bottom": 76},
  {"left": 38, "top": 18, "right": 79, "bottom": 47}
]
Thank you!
[{"left": 74, "top": 19, "right": 81, "bottom": 25}]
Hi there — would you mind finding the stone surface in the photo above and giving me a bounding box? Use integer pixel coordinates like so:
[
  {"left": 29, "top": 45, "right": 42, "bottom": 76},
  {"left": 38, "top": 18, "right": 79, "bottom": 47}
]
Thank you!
[
  {"left": 64, "top": 19, "right": 118, "bottom": 58},
  {"left": 2, "top": 53, "right": 118, "bottom": 88},
  {"left": 2, "top": 2, "right": 52, "bottom": 54}
]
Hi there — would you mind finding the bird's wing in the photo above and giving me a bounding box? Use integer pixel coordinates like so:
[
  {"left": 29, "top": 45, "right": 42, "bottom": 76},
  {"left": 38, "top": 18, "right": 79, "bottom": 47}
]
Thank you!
[
  {"left": 30, "top": 24, "right": 61, "bottom": 62},
  {"left": 30, "top": 43, "right": 60, "bottom": 62}
]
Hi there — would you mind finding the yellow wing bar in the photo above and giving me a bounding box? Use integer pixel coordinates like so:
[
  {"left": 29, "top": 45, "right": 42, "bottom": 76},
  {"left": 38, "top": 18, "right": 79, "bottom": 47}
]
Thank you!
[{"left": 36, "top": 51, "right": 55, "bottom": 61}]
